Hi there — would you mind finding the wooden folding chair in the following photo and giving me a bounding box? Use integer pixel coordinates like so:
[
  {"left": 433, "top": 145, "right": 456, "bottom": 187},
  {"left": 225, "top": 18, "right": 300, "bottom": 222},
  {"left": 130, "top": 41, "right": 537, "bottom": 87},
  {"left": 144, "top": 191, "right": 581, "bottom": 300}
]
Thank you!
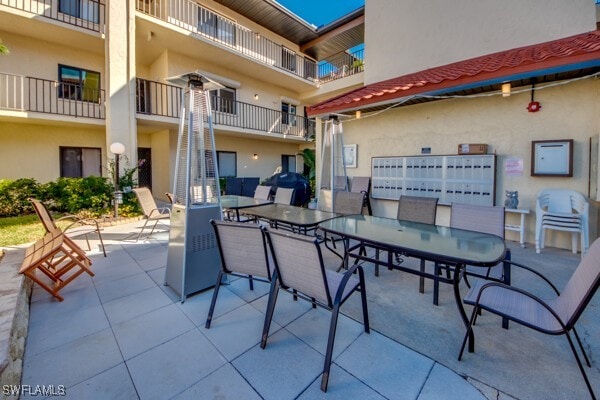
[
  {"left": 29, "top": 198, "right": 106, "bottom": 257},
  {"left": 19, "top": 229, "right": 94, "bottom": 301}
]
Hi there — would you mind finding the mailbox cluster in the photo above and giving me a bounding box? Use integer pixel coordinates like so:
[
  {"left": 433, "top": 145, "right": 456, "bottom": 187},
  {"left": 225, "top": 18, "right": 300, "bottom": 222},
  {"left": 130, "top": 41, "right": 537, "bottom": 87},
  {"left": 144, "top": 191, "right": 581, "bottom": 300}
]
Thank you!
[{"left": 371, "top": 155, "right": 496, "bottom": 206}]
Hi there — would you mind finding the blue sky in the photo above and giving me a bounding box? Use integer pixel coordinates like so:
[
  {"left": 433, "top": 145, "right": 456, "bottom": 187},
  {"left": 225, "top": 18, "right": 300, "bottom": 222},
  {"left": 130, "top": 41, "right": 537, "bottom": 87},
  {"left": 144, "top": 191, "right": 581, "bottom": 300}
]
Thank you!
[{"left": 276, "top": 0, "right": 364, "bottom": 28}]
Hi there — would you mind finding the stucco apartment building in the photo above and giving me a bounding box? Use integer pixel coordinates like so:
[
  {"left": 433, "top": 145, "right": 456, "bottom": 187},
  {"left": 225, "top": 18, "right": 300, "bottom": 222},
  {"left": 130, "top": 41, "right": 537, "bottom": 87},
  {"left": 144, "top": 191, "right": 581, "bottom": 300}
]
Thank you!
[
  {"left": 0, "top": 0, "right": 364, "bottom": 201},
  {"left": 2, "top": 0, "right": 600, "bottom": 251},
  {"left": 309, "top": 0, "right": 600, "bottom": 250}
]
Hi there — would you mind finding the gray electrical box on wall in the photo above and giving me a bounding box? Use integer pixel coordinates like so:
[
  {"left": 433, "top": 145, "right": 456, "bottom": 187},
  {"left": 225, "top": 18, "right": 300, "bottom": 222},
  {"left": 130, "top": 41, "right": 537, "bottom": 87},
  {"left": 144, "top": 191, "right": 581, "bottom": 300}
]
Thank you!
[{"left": 371, "top": 154, "right": 496, "bottom": 206}]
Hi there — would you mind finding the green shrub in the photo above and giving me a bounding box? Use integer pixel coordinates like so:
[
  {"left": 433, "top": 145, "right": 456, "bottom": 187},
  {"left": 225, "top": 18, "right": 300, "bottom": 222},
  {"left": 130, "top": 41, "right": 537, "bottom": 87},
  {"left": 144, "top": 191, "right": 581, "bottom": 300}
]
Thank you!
[
  {"left": 42, "top": 177, "right": 113, "bottom": 216},
  {"left": 0, "top": 178, "right": 41, "bottom": 216}
]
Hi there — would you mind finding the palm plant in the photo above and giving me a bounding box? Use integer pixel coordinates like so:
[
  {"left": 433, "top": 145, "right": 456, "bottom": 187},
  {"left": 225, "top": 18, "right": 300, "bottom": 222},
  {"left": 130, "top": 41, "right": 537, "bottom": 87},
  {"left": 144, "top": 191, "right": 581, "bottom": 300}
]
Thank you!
[{"left": 0, "top": 39, "right": 9, "bottom": 55}]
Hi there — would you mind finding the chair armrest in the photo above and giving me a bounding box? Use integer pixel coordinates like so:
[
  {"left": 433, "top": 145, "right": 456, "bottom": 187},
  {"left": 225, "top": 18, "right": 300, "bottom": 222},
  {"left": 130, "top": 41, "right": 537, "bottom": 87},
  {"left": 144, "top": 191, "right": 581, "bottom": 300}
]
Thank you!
[
  {"left": 333, "top": 264, "right": 365, "bottom": 305},
  {"left": 500, "top": 260, "right": 560, "bottom": 296},
  {"left": 148, "top": 207, "right": 171, "bottom": 218},
  {"left": 55, "top": 215, "right": 101, "bottom": 232},
  {"left": 475, "top": 281, "right": 567, "bottom": 331}
]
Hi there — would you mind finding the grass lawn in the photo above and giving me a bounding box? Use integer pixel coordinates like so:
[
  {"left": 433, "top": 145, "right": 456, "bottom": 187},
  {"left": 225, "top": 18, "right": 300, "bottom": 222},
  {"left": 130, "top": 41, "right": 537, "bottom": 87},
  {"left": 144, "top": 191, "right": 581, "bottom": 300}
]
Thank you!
[{"left": 0, "top": 215, "right": 46, "bottom": 247}]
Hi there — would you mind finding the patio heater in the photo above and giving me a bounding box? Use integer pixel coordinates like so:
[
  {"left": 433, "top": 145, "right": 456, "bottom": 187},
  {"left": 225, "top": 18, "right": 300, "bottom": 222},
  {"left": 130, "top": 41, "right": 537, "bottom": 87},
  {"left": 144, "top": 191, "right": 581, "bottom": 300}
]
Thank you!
[
  {"left": 317, "top": 115, "right": 348, "bottom": 212},
  {"left": 164, "top": 72, "right": 224, "bottom": 302}
]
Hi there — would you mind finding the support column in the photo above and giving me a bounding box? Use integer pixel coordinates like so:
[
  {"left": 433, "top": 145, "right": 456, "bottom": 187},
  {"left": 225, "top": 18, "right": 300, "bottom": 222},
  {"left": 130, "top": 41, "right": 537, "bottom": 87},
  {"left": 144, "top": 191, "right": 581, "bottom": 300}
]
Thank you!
[{"left": 105, "top": 0, "right": 137, "bottom": 174}]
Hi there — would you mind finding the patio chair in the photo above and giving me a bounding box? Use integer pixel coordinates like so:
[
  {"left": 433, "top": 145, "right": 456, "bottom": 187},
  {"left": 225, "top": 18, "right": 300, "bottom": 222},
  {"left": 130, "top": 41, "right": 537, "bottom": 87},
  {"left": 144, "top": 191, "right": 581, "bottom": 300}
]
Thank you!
[
  {"left": 274, "top": 187, "right": 294, "bottom": 205},
  {"left": 394, "top": 195, "right": 438, "bottom": 291},
  {"left": 262, "top": 228, "right": 370, "bottom": 392},
  {"left": 350, "top": 176, "right": 372, "bottom": 215},
  {"left": 19, "top": 228, "right": 94, "bottom": 301},
  {"left": 320, "top": 191, "right": 365, "bottom": 252},
  {"left": 29, "top": 198, "right": 106, "bottom": 257},
  {"left": 132, "top": 187, "right": 171, "bottom": 242},
  {"left": 205, "top": 220, "right": 272, "bottom": 328},
  {"left": 225, "top": 177, "right": 243, "bottom": 196},
  {"left": 241, "top": 177, "right": 260, "bottom": 197},
  {"left": 535, "top": 189, "right": 589, "bottom": 257},
  {"left": 458, "top": 237, "right": 600, "bottom": 400},
  {"left": 254, "top": 185, "right": 272, "bottom": 200},
  {"left": 438, "top": 203, "right": 510, "bottom": 306},
  {"left": 165, "top": 192, "right": 176, "bottom": 204}
]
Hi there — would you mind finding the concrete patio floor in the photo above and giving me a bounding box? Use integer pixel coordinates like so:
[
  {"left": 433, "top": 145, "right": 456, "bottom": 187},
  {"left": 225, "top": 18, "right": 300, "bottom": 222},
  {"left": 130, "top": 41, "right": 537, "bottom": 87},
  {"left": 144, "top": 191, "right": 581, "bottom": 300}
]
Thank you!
[{"left": 14, "top": 220, "right": 600, "bottom": 399}]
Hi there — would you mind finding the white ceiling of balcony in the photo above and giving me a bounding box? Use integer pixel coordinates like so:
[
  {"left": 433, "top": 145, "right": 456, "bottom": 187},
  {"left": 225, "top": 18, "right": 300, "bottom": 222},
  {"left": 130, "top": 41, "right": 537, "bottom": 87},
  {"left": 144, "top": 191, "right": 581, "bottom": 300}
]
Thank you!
[{"left": 212, "top": 0, "right": 364, "bottom": 60}]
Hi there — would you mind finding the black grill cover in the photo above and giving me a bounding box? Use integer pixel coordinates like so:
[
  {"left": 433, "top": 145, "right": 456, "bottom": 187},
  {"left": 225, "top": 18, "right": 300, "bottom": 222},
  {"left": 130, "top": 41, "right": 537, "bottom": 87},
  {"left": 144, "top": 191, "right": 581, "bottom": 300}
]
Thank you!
[{"left": 263, "top": 172, "right": 311, "bottom": 206}]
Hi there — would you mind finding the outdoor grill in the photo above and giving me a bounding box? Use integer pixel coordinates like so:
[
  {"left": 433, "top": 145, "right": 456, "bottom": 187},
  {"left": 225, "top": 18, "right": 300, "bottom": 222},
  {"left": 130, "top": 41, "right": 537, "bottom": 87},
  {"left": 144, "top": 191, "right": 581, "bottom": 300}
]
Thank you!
[{"left": 164, "top": 72, "right": 224, "bottom": 302}]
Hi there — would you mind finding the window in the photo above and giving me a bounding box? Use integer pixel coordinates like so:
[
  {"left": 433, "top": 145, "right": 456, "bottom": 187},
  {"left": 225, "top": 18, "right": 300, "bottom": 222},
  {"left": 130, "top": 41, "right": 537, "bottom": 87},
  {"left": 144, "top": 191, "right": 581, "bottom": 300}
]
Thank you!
[
  {"left": 217, "top": 151, "right": 237, "bottom": 177},
  {"left": 210, "top": 87, "right": 236, "bottom": 114},
  {"left": 281, "top": 155, "right": 296, "bottom": 173},
  {"left": 60, "top": 147, "right": 102, "bottom": 178},
  {"left": 59, "top": 0, "right": 100, "bottom": 23},
  {"left": 59, "top": 65, "right": 101, "bottom": 102},
  {"left": 281, "top": 102, "right": 297, "bottom": 126},
  {"left": 198, "top": 8, "right": 236, "bottom": 46},
  {"left": 281, "top": 47, "right": 297, "bottom": 72}
]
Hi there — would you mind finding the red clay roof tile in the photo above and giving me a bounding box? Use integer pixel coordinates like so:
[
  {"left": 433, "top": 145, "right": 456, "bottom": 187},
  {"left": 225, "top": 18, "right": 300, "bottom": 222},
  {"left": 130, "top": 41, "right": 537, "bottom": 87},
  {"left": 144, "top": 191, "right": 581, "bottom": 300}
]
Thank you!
[{"left": 307, "top": 30, "right": 600, "bottom": 116}]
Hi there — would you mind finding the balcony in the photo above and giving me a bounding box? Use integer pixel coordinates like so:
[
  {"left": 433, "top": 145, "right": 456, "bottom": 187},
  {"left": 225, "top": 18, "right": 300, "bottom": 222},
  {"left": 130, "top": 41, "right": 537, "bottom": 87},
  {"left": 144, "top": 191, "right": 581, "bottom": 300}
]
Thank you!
[
  {"left": 318, "top": 48, "right": 364, "bottom": 84},
  {"left": 0, "top": 0, "right": 105, "bottom": 33},
  {"left": 136, "top": 78, "right": 314, "bottom": 140},
  {"left": 135, "top": 0, "right": 317, "bottom": 82},
  {"left": 0, "top": 72, "right": 105, "bottom": 119}
]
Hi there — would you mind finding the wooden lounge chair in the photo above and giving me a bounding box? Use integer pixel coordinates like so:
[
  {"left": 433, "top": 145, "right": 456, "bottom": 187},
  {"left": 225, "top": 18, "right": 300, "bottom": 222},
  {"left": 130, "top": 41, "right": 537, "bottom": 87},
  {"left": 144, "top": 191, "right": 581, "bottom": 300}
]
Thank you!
[
  {"left": 459, "top": 237, "right": 600, "bottom": 400},
  {"left": 19, "top": 228, "right": 94, "bottom": 301},
  {"left": 132, "top": 187, "right": 171, "bottom": 241},
  {"left": 262, "top": 228, "right": 370, "bottom": 392},
  {"left": 29, "top": 198, "right": 106, "bottom": 257},
  {"left": 205, "top": 220, "right": 272, "bottom": 328}
]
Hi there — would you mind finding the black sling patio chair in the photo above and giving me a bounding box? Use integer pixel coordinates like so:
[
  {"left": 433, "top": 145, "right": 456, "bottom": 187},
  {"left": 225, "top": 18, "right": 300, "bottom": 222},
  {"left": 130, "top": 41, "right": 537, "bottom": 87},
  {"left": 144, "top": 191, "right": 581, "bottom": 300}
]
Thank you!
[
  {"left": 261, "top": 228, "right": 370, "bottom": 392},
  {"left": 458, "top": 237, "right": 600, "bottom": 400},
  {"left": 205, "top": 220, "right": 273, "bottom": 329}
]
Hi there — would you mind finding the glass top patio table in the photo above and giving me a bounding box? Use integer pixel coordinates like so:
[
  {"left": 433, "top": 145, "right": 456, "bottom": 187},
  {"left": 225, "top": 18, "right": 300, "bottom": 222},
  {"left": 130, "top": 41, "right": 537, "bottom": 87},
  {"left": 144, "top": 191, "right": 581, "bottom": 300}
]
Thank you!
[
  {"left": 241, "top": 204, "right": 340, "bottom": 234},
  {"left": 319, "top": 214, "right": 507, "bottom": 352},
  {"left": 319, "top": 215, "right": 506, "bottom": 267},
  {"left": 220, "top": 195, "right": 272, "bottom": 221}
]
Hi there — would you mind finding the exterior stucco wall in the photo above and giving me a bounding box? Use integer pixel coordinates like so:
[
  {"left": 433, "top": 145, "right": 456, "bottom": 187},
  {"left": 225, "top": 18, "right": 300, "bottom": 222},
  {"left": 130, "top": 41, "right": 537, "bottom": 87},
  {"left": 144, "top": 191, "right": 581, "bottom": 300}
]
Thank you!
[
  {"left": 339, "top": 78, "right": 599, "bottom": 248},
  {"left": 364, "top": 0, "right": 597, "bottom": 84},
  {"left": 0, "top": 123, "right": 107, "bottom": 182},
  {"left": 215, "top": 135, "right": 305, "bottom": 182},
  {"left": 0, "top": 31, "right": 104, "bottom": 80}
]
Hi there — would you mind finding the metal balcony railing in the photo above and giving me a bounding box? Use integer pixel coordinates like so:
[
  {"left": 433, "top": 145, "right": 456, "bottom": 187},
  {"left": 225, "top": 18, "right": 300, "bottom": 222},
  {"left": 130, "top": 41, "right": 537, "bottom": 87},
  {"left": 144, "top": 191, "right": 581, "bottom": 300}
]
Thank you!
[
  {"left": 0, "top": 0, "right": 105, "bottom": 33},
  {"left": 135, "top": 0, "right": 318, "bottom": 82},
  {"left": 318, "top": 48, "right": 365, "bottom": 84},
  {"left": 0, "top": 73, "right": 105, "bottom": 119},
  {"left": 136, "top": 78, "right": 315, "bottom": 139}
]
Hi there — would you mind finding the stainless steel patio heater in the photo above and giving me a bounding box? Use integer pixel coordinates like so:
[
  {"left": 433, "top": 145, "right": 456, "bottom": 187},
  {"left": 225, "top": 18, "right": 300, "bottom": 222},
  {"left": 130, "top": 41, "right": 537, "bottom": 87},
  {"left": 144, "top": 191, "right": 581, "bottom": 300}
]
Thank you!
[
  {"left": 317, "top": 115, "right": 348, "bottom": 212},
  {"left": 164, "top": 72, "right": 223, "bottom": 302}
]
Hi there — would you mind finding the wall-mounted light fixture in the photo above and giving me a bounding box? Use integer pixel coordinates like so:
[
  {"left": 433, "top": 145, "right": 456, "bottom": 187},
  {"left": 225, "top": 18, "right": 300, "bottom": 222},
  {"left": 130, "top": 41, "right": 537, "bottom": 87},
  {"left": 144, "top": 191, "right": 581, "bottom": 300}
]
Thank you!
[
  {"left": 501, "top": 82, "right": 511, "bottom": 97},
  {"left": 355, "top": 110, "right": 362, "bottom": 119},
  {"left": 255, "top": 32, "right": 261, "bottom": 40},
  {"left": 147, "top": 31, "right": 154, "bottom": 42},
  {"left": 253, "top": 153, "right": 258, "bottom": 160},
  {"left": 254, "top": 94, "right": 259, "bottom": 100}
]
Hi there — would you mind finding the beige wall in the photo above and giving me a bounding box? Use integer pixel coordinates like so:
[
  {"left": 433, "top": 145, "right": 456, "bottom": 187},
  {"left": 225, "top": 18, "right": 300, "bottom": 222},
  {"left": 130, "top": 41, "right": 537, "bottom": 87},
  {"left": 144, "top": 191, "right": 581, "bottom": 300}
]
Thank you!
[
  {"left": 0, "top": 122, "right": 107, "bottom": 182},
  {"left": 215, "top": 134, "right": 304, "bottom": 182},
  {"left": 337, "top": 78, "right": 600, "bottom": 249},
  {"left": 0, "top": 31, "right": 104, "bottom": 80},
  {"left": 364, "top": 0, "right": 596, "bottom": 84}
]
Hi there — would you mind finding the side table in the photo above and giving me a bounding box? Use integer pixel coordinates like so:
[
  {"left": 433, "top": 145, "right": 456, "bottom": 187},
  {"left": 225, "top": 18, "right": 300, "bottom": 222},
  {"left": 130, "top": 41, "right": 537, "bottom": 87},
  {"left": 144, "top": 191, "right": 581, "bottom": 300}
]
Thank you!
[{"left": 505, "top": 208, "right": 530, "bottom": 248}]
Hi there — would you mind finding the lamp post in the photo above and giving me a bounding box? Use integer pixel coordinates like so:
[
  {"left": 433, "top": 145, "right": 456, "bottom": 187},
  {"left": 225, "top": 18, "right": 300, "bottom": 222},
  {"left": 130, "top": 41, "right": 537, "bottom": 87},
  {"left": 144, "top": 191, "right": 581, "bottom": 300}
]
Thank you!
[{"left": 110, "top": 142, "right": 125, "bottom": 218}]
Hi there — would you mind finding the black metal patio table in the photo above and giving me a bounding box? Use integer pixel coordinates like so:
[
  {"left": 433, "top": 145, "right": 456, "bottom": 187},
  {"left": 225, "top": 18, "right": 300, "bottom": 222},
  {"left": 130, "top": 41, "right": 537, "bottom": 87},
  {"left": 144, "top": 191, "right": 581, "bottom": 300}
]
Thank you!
[
  {"left": 318, "top": 214, "right": 507, "bottom": 353},
  {"left": 240, "top": 203, "right": 340, "bottom": 235},
  {"left": 220, "top": 195, "right": 272, "bottom": 222}
]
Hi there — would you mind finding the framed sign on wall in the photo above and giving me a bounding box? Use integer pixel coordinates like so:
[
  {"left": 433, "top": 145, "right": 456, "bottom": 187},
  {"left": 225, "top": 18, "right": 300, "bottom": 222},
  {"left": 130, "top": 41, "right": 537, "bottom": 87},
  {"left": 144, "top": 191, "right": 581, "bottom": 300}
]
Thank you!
[
  {"left": 344, "top": 144, "right": 357, "bottom": 168},
  {"left": 531, "top": 139, "right": 573, "bottom": 177}
]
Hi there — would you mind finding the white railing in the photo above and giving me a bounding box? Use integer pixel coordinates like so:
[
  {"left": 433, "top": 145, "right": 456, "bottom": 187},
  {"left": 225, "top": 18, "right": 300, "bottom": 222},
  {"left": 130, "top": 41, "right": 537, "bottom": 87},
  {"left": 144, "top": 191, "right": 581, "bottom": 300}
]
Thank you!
[
  {"left": 135, "top": 0, "right": 318, "bottom": 81},
  {"left": 0, "top": 73, "right": 25, "bottom": 110}
]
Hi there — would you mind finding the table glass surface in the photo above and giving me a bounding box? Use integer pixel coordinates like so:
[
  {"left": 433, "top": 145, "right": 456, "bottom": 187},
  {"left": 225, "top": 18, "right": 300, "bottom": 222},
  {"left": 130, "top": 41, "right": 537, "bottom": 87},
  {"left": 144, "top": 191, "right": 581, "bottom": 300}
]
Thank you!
[
  {"left": 319, "top": 215, "right": 506, "bottom": 267},
  {"left": 220, "top": 195, "right": 271, "bottom": 209},
  {"left": 241, "top": 204, "right": 339, "bottom": 227}
]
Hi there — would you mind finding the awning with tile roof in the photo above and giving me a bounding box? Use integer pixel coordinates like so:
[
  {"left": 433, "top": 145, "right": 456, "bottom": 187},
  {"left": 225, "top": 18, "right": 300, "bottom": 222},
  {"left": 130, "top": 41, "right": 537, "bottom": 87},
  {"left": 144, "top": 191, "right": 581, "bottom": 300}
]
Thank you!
[{"left": 307, "top": 30, "right": 600, "bottom": 117}]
